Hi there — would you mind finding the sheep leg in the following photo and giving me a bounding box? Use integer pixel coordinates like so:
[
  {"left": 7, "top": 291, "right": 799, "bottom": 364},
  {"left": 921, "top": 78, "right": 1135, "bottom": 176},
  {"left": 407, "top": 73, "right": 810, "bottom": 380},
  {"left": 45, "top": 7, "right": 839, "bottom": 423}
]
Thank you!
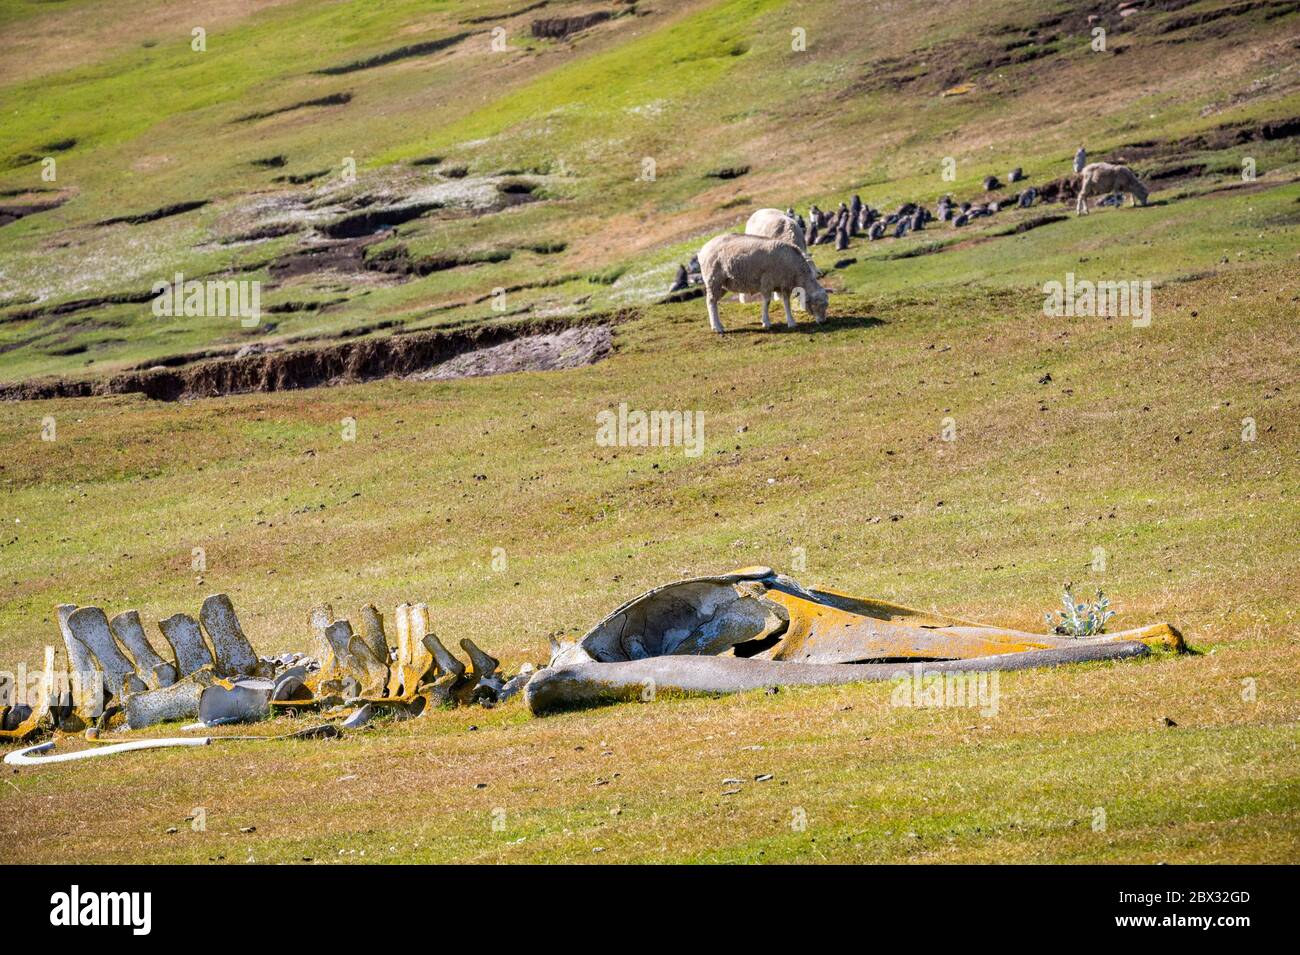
[
  {"left": 706, "top": 292, "right": 724, "bottom": 334},
  {"left": 780, "top": 290, "right": 797, "bottom": 328},
  {"left": 759, "top": 293, "right": 771, "bottom": 330}
]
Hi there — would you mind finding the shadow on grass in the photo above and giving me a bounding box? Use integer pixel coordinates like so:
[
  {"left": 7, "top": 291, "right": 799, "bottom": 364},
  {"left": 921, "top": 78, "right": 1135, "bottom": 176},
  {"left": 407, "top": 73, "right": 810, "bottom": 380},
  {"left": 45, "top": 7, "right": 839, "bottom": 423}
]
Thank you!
[{"left": 723, "top": 314, "right": 885, "bottom": 336}]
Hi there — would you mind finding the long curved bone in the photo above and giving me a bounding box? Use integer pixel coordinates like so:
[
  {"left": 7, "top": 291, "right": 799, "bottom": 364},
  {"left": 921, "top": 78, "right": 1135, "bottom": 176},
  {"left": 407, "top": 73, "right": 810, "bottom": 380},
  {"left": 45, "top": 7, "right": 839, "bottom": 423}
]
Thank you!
[
  {"left": 5, "top": 724, "right": 343, "bottom": 766},
  {"left": 525, "top": 641, "right": 1152, "bottom": 714},
  {"left": 5, "top": 737, "right": 212, "bottom": 765}
]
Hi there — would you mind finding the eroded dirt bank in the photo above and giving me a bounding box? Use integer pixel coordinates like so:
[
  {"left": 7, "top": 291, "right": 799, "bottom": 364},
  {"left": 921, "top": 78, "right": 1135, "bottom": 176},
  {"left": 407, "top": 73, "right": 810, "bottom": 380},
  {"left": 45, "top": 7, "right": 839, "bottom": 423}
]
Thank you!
[{"left": 0, "top": 315, "right": 623, "bottom": 402}]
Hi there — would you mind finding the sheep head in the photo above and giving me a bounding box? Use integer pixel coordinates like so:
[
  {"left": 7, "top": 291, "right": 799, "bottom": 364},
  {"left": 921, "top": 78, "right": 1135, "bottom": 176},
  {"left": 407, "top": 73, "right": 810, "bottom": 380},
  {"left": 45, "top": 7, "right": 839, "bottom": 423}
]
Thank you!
[{"left": 805, "top": 282, "right": 829, "bottom": 323}]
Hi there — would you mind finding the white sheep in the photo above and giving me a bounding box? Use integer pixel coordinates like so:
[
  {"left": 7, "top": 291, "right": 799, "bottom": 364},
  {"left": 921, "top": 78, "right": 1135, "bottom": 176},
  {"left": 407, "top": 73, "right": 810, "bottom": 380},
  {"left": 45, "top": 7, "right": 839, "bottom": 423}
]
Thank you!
[
  {"left": 739, "top": 207, "right": 810, "bottom": 304},
  {"left": 1076, "top": 162, "right": 1148, "bottom": 215},
  {"left": 744, "top": 207, "right": 808, "bottom": 252},
  {"left": 698, "top": 233, "right": 829, "bottom": 333}
]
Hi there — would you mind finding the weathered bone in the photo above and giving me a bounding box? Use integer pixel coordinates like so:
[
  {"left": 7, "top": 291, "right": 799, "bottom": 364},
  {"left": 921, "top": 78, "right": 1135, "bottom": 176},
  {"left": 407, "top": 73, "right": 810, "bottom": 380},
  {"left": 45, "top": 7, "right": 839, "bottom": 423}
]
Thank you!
[
  {"left": 402, "top": 604, "right": 436, "bottom": 692},
  {"left": 199, "top": 593, "right": 259, "bottom": 676},
  {"left": 57, "top": 603, "right": 96, "bottom": 677},
  {"left": 460, "top": 638, "right": 499, "bottom": 682},
  {"left": 421, "top": 671, "right": 464, "bottom": 708},
  {"left": 110, "top": 610, "right": 178, "bottom": 689},
  {"left": 322, "top": 619, "right": 388, "bottom": 698},
  {"left": 525, "top": 642, "right": 1152, "bottom": 715},
  {"left": 356, "top": 604, "right": 389, "bottom": 667},
  {"left": 124, "top": 671, "right": 216, "bottom": 730},
  {"left": 309, "top": 603, "right": 335, "bottom": 670},
  {"left": 65, "top": 607, "right": 146, "bottom": 697},
  {"left": 564, "top": 567, "right": 786, "bottom": 665},
  {"left": 342, "top": 704, "right": 374, "bottom": 729},
  {"left": 159, "top": 612, "right": 214, "bottom": 677},
  {"left": 386, "top": 603, "right": 411, "bottom": 697},
  {"left": 497, "top": 664, "right": 535, "bottom": 703},
  {"left": 525, "top": 568, "right": 1187, "bottom": 715},
  {"left": 1, "top": 704, "right": 30, "bottom": 732},
  {"left": 385, "top": 603, "right": 436, "bottom": 697},
  {"left": 271, "top": 665, "right": 310, "bottom": 701},
  {"left": 460, "top": 637, "right": 503, "bottom": 700},
  {"left": 422, "top": 632, "right": 465, "bottom": 680},
  {"left": 199, "top": 678, "right": 273, "bottom": 724},
  {"left": 56, "top": 603, "right": 104, "bottom": 722}
]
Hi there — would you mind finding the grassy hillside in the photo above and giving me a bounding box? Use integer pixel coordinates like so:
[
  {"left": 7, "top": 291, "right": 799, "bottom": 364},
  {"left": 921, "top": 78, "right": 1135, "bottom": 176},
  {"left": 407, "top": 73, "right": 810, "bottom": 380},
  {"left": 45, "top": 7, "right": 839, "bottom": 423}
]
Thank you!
[
  {"left": 0, "top": 0, "right": 1297, "bottom": 863},
  {"left": 2, "top": 0, "right": 1298, "bottom": 378}
]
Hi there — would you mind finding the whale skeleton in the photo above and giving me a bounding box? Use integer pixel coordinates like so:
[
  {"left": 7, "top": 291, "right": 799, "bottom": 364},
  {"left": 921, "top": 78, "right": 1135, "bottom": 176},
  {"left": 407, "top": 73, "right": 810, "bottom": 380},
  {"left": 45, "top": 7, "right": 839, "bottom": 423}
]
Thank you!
[{"left": 1, "top": 567, "right": 1185, "bottom": 751}]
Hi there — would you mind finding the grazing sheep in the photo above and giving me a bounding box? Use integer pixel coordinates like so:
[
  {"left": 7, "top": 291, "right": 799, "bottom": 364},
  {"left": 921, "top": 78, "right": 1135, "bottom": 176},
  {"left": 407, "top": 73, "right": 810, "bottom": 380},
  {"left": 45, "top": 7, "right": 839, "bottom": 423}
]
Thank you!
[
  {"left": 698, "top": 233, "right": 829, "bottom": 333},
  {"left": 744, "top": 207, "right": 809, "bottom": 252},
  {"left": 1075, "top": 162, "right": 1148, "bottom": 214}
]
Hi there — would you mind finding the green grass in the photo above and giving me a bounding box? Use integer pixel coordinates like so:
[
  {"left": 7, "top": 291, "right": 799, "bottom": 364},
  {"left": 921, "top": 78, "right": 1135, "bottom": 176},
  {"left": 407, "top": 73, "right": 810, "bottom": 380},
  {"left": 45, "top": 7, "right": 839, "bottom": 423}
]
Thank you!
[
  {"left": 0, "top": 0, "right": 1298, "bottom": 864},
  {"left": 2, "top": 246, "right": 1297, "bottom": 861}
]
